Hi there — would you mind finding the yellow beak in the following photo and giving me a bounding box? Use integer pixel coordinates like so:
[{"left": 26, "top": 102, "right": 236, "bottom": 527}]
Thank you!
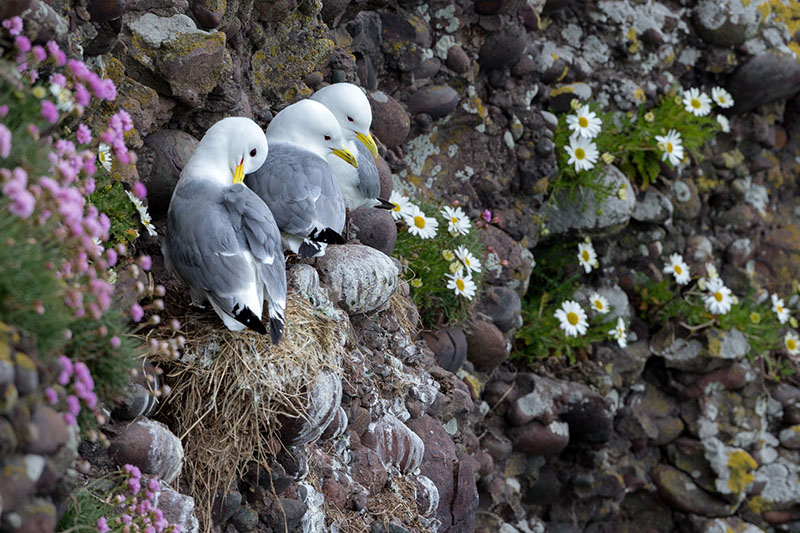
[
  {"left": 233, "top": 159, "right": 245, "bottom": 184},
  {"left": 356, "top": 131, "right": 379, "bottom": 158},
  {"left": 331, "top": 147, "right": 358, "bottom": 169}
]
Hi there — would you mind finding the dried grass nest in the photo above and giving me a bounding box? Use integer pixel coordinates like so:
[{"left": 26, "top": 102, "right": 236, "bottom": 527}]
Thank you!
[{"left": 154, "top": 289, "right": 348, "bottom": 528}]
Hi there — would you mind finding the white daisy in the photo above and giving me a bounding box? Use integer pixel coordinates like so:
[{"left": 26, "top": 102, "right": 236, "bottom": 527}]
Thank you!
[
  {"left": 125, "top": 190, "right": 157, "bottom": 237},
  {"left": 98, "top": 143, "right": 112, "bottom": 172},
  {"left": 655, "top": 129, "right": 684, "bottom": 166},
  {"left": 772, "top": 293, "right": 790, "bottom": 324},
  {"left": 403, "top": 204, "right": 438, "bottom": 239},
  {"left": 389, "top": 190, "right": 414, "bottom": 221},
  {"left": 704, "top": 278, "right": 732, "bottom": 315},
  {"left": 50, "top": 84, "right": 74, "bottom": 113},
  {"left": 566, "top": 105, "right": 602, "bottom": 139},
  {"left": 441, "top": 205, "right": 471, "bottom": 236},
  {"left": 662, "top": 253, "right": 690, "bottom": 285},
  {"left": 442, "top": 249, "right": 455, "bottom": 261},
  {"left": 711, "top": 86, "right": 734, "bottom": 108},
  {"left": 446, "top": 268, "right": 477, "bottom": 300},
  {"left": 454, "top": 245, "right": 482, "bottom": 273},
  {"left": 589, "top": 292, "right": 610, "bottom": 315},
  {"left": 784, "top": 330, "right": 800, "bottom": 356},
  {"left": 608, "top": 317, "right": 627, "bottom": 348},
  {"left": 717, "top": 115, "right": 731, "bottom": 134},
  {"left": 565, "top": 136, "right": 599, "bottom": 172},
  {"left": 577, "top": 241, "right": 598, "bottom": 274},
  {"left": 682, "top": 88, "right": 712, "bottom": 117},
  {"left": 554, "top": 300, "right": 588, "bottom": 338}
]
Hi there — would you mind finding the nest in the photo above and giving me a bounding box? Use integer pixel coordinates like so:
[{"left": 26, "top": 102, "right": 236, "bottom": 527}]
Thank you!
[{"left": 155, "top": 290, "right": 347, "bottom": 528}]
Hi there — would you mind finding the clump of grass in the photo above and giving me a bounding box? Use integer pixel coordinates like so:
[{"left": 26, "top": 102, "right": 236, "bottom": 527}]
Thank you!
[{"left": 88, "top": 178, "right": 141, "bottom": 245}]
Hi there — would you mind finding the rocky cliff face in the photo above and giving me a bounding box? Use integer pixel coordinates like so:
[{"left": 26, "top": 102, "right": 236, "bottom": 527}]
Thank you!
[{"left": 3, "top": 0, "right": 800, "bottom": 532}]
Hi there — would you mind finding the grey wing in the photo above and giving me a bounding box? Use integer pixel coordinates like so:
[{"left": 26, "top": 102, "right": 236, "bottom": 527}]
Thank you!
[
  {"left": 164, "top": 182, "right": 264, "bottom": 330},
  {"left": 222, "top": 185, "right": 287, "bottom": 343},
  {"left": 355, "top": 141, "right": 381, "bottom": 199},
  {"left": 245, "top": 143, "right": 345, "bottom": 236}
]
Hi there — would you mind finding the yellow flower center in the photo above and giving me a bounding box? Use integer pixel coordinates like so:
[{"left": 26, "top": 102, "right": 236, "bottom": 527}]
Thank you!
[
  {"left": 674, "top": 264, "right": 682, "bottom": 275},
  {"left": 99, "top": 152, "right": 107, "bottom": 161},
  {"left": 567, "top": 312, "right": 579, "bottom": 326},
  {"left": 714, "top": 291, "right": 723, "bottom": 302},
  {"left": 414, "top": 216, "right": 426, "bottom": 229},
  {"left": 578, "top": 116, "right": 589, "bottom": 128},
  {"left": 787, "top": 338, "right": 796, "bottom": 351},
  {"left": 581, "top": 250, "right": 590, "bottom": 262},
  {"left": 594, "top": 300, "right": 603, "bottom": 310},
  {"left": 575, "top": 147, "right": 586, "bottom": 160},
  {"left": 464, "top": 256, "right": 471, "bottom": 267},
  {"left": 750, "top": 312, "right": 760, "bottom": 324},
  {"left": 691, "top": 98, "right": 701, "bottom": 109},
  {"left": 666, "top": 142, "right": 673, "bottom": 153},
  {"left": 778, "top": 305, "right": 784, "bottom": 313},
  {"left": 456, "top": 279, "right": 465, "bottom": 291},
  {"left": 451, "top": 217, "right": 458, "bottom": 223}
]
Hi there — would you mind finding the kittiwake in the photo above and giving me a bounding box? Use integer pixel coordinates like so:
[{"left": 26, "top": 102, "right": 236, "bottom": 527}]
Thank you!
[
  {"left": 162, "top": 117, "right": 287, "bottom": 344},
  {"left": 310, "top": 82, "right": 393, "bottom": 211},
  {"left": 244, "top": 99, "right": 357, "bottom": 258}
]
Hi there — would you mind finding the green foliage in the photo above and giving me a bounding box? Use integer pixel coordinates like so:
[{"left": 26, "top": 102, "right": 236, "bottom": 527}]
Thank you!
[
  {"left": 514, "top": 240, "right": 611, "bottom": 364},
  {"left": 0, "top": 204, "right": 73, "bottom": 356},
  {"left": 393, "top": 198, "right": 486, "bottom": 328},
  {"left": 57, "top": 485, "right": 115, "bottom": 532},
  {"left": 88, "top": 178, "right": 141, "bottom": 245}
]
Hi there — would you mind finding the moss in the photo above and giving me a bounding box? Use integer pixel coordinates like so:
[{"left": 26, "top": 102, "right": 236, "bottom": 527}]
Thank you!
[
  {"left": 625, "top": 27, "right": 640, "bottom": 54},
  {"left": 726, "top": 449, "right": 757, "bottom": 494},
  {"left": 14, "top": 352, "right": 35, "bottom": 371}
]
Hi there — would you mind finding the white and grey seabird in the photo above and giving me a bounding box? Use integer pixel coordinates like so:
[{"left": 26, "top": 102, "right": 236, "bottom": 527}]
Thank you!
[
  {"left": 244, "top": 99, "right": 357, "bottom": 258},
  {"left": 310, "top": 82, "right": 393, "bottom": 211},
  {"left": 162, "top": 117, "right": 287, "bottom": 344}
]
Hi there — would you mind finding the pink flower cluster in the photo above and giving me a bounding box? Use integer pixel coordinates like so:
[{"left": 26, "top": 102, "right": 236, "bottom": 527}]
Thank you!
[
  {"left": 46, "top": 355, "right": 98, "bottom": 425},
  {"left": 101, "top": 110, "right": 134, "bottom": 165},
  {"left": 1, "top": 167, "right": 35, "bottom": 218},
  {"left": 97, "top": 465, "right": 182, "bottom": 533}
]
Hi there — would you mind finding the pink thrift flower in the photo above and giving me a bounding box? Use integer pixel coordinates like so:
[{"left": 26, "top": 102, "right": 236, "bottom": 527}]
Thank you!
[
  {"left": 101, "top": 79, "right": 117, "bottom": 101},
  {"left": 76, "top": 124, "right": 92, "bottom": 144},
  {"left": 148, "top": 478, "right": 160, "bottom": 492},
  {"left": 84, "top": 391, "right": 98, "bottom": 409},
  {"left": 44, "top": 387, "right": 58, "bottom": 405},
  {"left": 0, "top": 124, "right": 10, "bottom": 157},
  {"left": 68, "top": 59, "right": 90, "bottom": 81},
  {"left": 14, "top": 35, "right": 30, "bottom": 53},
  {"left": 130, "top": 303, "right": 145, "bottom": 322},
  {"left": 3, "top": 16, "right": 23, "bottom": 36},
  {"left": 74, "top": 83, "right": 90, "bottom": 107},
  {"left": 84, "top": 177, "right": 95, "bottom": 194},
  {"left": 0, "top": 105, "right": 7, "bottom": 117},
  {"left": 49, "top": 72, "right": 66, "bottom": 87},
  {"left": 128, "top": 477, "right": 141, "bottom": 495},
  {"left": 106, "top": 248, "right": 118, "bottom": 267},
  {"left": 57, "top": 355, "right": 74, "bottom": 384},
  {"left": 110, "top": 336, "right": 121, "bottom": 348},
  {"left": 481, "top": 209, "right": 492, "bottom": 222},
  {"left": 132, "top": 181, "right": 147, "bottom": 199},
  {"left": 41, "top": 100, "right": 58, "bottom": 124},
  {"left": 97, "top": 517, "right": 110, "bottom": 533},
  {"left": 31, "top": 45, "right": 46, "bottom": 62},
  {"left": 66, "top": 394, "right": 81, "bottom": 416},
  {"left": 64, "top": 412, "right": 77, "bottom": 426},
  {"left": 139, "top": 255, "right": 152, "bottom": 271},
  {"left": 124, "top": 464, "right": 142, "bottom": 479},
  {"left": 74, "top": 361, "right": 93, "bottom": 386}
]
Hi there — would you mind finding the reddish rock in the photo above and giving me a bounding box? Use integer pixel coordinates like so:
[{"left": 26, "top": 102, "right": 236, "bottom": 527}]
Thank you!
[
  {"left": 375, "top": 155, "right": 393, "bottom": 199},
  {"left": 755, "top": 224, "right": 800, "bottom": 295},
  {"left": 142, "top": 130, "right": 200, "bottom": 218},
  {"left": 446, "top": 45, "right": 470, "bottom": 74},
  {"left": 421, "top": 327, "right": 467, "bottom": 373},
  {"left": 350, "top": 207, "right": 397, "bottom": 256},
  {"left": 681, "top": 365, "right": 749, "bottom": 399},
  {"left": 369, "top": 91, "right": 410, "bottom": 149},
  {"left": 26, "top": 406, "right": 69, "bottom": 455},
  {"left": 406, "top": 85, "right": 460, "bottom": 120},
  {"left": 407, "top": 415, "right": 458, "bottom": 530},
  {"left": 451, "top": 459, "right": 478, "bottom": 531},
  {"left": 362, "top": 413, "right": 425, "bottom": 473},
  {"left": 478, "top": 225, "right": 534, "bottom": 297},
  {"left": 466, "top": 320, "right": 508, "bottom": 373},
  {"left": 509, "top": 420, "right": 570, "bottom": 456},
  {"left": 108, "top": 418, "right": 184, "bottom": 483},
  {"left": 350, "top": 446, "right": 388, "bottom": 493},
  {"left": 322, "top": 478, "right": 347, "bottom": 509}
]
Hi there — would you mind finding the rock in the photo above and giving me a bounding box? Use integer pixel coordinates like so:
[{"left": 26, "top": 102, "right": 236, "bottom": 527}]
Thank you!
[
  {"left": 543, "top": 165, "right": 636, "bottom": 236},
  {"left": 320, "top": 406, "right": 347, "bottom": 440},
  {"left": 212, "top": 489, "right": 242, "bottom": 525},
  {"left": 111, "top": 382, "right": 157, "bottom": 420},
  {"left": 406, "top": 85, "right": 460, "bottom": 120},
  {"left": 313, "top": 244, "right": 398, "bottom": 314},
  {"left": 474, "top": 0, "right": 515, "bottom": 15},
  {"left": 0, "top": 0, "right": 32, "bottom": 21},
  {"left": 231, "top": 506, "right": 258, "bottom": 532},
  {"left": 13, "top": 352, "right": 37, "bottom": 396},
  {"left": 26, "top": 406, "right": 69, "bottom": 454},
  {"left": 254, "top": 0, "right": 297, "bottom": 22},
  {"left": 350, "top": 207, "right": 397, "bottom": 256},
  {"left": 618, "top": 384, "right": 684, "bottom": 445},
  {"left": 279, "top": 370, "right": 342, "bottom": 447},
  {"left": 693, "top": 0, "right": 762, "bottom": 47},
  {"left": 413, "top": 475, "right": 439, "bottom": 517},
  {"left": 375, "top": 155, "right": 393, "bottom": 199},
  {"left": 506, "top": 374, "right": 569, "bottom": 426},
  {"left": 407, "top": 415, "right": 458, "bottom": 530},
  {"left": 670, "top": 179, "right": 701, "bottom": 220},
  {"left": 19, "top": 0, "right": 67, "bottom": 43},
  {"left": 631, "top": 187, "right": 673, "bottom": 223},
  {"left": 755, "top": 224, "right": 800, "bottom": 295},
  {"left": 477, "top": 285, "right": 521, "bottom": 332},
  {"left": 108, "top": 418, "right": 184, "bottom": 483},
  {"left": 510, "top": 420, "right": 570, "bottom": 455},
  {"left": 479, "top": 27, "right": 527, "bottom": 72},
  {"left": 351, "top": 446, "right": 389, "bottom": 493},
  {"left": 773, "top": 384, "right": 800, "bottom": 425},
  {"left": 465, "top": 320, "right": 508, "bottom": 373},
  {"left": 321, "top": 478, "right": 347, "bottom": 509},
  {"left": 561, "top": 395, "right": 614, "bottom": 444},
  {"left": 778, "top": 425, "right": 800, "bottom": 449},
  {"left": 320, "top": 0, "right": 350, "bottom": 26},
  {"left": 681, "top": 365, "right": 749, "bottom": 399},
  {"left": 547, "top": 82, "right": 592, "bottom": 112},
  {"left": 421, "top": 327, "right": 467, "bottom": 373},
  {"left": 264, "top": 497, "right": 306, "bottom": 531},
  {"left": 478, "top": 225, "right": 535, "bottom": 296},
  {"left": 414, "top": 57, "right": 441, "bottom": 79},
  {"left": 159, "top": 486, "right": 200, "bottom": 533},
  {"left": 88, "top": 0, "right": 127, "bottom": 22},
  {"left": 0, "top": 455, "right": 40, "bottom": 511},
  {"left": 369, "top": 91, "right": 411, "bottom": 149},
  {"left": 726, "top": 238, "right": 753, "bottom": 268},
  {"left": 666, "top": 438, "right": 718, "bottom": 494},
  {"left": 446, "top": 45, "right": 470, "bottom": 74},
  {"left": 651, "top": 465, "right": 737, "bottom": 517},
  {"left": 573, "top": 284, "right": 631, "bottom": 324},
  {"left": 380, "top": 11, "right": 430, "bottom": 72},
  {"left": 452, "top": 459, "right": 478, "bottom": 531},
  {"left": 728, "top": 50, "right": 800, "bottom": 113},
  {"left": 361, "top": 413, "right": 425, "bottom": 473},
  {"left": 0, "top": 418, "right": 17, "bottom": 457},
  {"left": 14, "top": 497, "right": 56, "bottom": 533}
]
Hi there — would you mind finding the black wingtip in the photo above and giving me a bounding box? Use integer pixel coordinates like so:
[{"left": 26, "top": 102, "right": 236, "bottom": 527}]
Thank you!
[
  {"left": 375, "top": 197, "right": 395, "bottom": 210},
  {"left": 270, "top": 316, "right": 284, "bottom": 345},
  {"left": 233, "top": 305, "right": 267, "bottom": 335},
  {"left": 298, "top": 240, "right": 323, "bottom": 258},
  {"left": 310, "top": 227, "right": 346, "bottom": 245}
]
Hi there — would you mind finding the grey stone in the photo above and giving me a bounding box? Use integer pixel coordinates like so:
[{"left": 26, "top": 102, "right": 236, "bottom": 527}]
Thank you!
[
  {"left": 671, "top": 179, "right": 701, "bottom": 220},
  {"left": 286, "top": 263, "right": 336, "bottom": 315},
  {"left": 369, "top": 91, "right": 410, "bottom": 149},
  {"left": 361, "top": 413, "right": 425, "bottom": 473},
  {"left": 350, "top": 207, "right": 397, "bottom": 256},
  {"left": 651, "top": 465, "right": 737, "bottom": 517},
  {"left": 632, "top": 187, "right": 673, "bottom": 223},
  {"left": 778, "top": 426, "right": 800, "bottom": 449},
  {"left": 477, "top": 285, "right": 521, "bottom": 332},
  {"left": 479, "top": 27, "right": 527, "bottom": 71},
  {"left": 231, "top": 506, "right": 258, "bottom": 532},
  {"left": 466, "top": 320, "right": 508, "bottom": 373},
  {"left": 446, "top": 45, "right": 470, "bottom": 74},
  {"left": 314, "top": 244, "right": 398, "bottom": 315},
  {"left": 159, "top": 486, "right": 200, "bottom": 533},
  {"left": 693, "top": 0, "right": 762, "bottom": 47},
  {"left": 127, "top": 13, "right": 205, "bottom": 48},
  {"left": 254, "top": 0, "right": 297, "bottom": 22},
  {"left": 279, "top": 371, "right": 342, "bottom": 447},
  {"left": 26, "top": 406, "right": 69, "bottom": 455},
  {"left": 729, "top": 50, "right": 800, "bottom": 113},
  {"left": 543, "top": 165, "right": 636, "bottom": 236},
  {"left": 406, "top": 85, "right": 460, "bottom": 120},
  {"left": 108, "top": 418, "right": 184, "bottom": 483},
  {"left": 573, "top": 284, "right": 631, "bottom": 324}
]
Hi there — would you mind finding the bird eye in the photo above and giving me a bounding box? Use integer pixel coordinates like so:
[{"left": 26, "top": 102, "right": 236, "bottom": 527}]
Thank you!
[
  {"left": 347, "top": 116, "right": 355, "bottom": 122},
  {"left": 324, "top": 135, "right": 331, "bottom": 141},
  {"left": 249, "top": 148, "right": 257, "bottom": 157}
]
